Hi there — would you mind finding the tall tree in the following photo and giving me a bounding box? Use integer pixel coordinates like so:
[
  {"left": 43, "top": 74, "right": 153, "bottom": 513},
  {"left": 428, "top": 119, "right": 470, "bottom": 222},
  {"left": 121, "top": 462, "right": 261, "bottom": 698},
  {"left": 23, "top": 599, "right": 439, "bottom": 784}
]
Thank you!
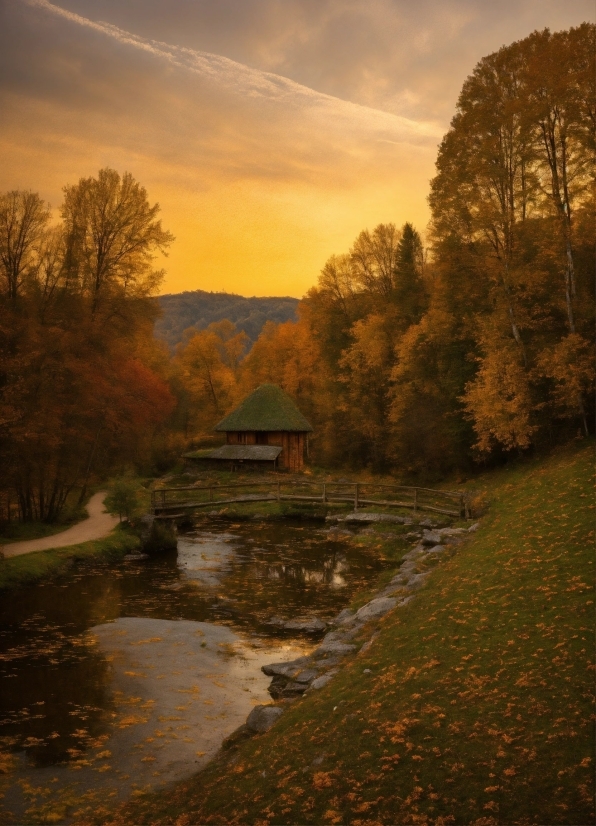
[{"left": 0, "top": 191, "right": 50, "bottom": 302}]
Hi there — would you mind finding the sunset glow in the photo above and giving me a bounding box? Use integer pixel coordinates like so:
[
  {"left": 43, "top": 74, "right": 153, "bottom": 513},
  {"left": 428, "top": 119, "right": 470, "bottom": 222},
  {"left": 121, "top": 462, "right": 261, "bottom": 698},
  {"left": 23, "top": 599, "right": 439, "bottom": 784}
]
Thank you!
[{"left": 1, "top": 0, "right": 592, "bottom": 296}]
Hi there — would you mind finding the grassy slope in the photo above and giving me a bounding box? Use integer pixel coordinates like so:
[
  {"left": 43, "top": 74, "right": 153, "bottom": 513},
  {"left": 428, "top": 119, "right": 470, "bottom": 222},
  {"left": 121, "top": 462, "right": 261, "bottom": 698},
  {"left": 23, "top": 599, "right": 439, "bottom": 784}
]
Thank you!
[
  {"left": 0, "top": 528, "right": 140, "bottom": 590},
  {"left": 93, "top": 442, "right": 595, "bottom": 825}
]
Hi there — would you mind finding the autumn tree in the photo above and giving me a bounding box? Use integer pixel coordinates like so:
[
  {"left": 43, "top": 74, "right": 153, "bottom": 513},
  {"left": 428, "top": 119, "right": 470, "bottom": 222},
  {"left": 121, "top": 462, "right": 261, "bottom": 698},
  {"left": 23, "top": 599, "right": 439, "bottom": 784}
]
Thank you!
[{"left": 0, "top": 169, "right": 175, "bottom": 523}]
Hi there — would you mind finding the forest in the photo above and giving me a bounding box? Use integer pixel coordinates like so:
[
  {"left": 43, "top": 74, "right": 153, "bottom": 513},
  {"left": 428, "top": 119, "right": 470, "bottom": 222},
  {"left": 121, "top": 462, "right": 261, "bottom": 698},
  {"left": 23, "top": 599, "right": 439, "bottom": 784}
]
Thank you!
[
  {"left": 0, "top": 24, "right": 594, "bottom": 523},
  {"left": 154, "top": 290, "right": 299, "bottom": 353}
]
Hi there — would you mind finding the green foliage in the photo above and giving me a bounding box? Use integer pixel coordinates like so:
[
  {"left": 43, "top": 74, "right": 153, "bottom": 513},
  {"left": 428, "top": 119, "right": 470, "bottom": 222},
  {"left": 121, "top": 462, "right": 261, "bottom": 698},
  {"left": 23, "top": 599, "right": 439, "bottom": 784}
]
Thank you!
[{"left": 104, "top": 477, "right": 143, "bottom": 522}]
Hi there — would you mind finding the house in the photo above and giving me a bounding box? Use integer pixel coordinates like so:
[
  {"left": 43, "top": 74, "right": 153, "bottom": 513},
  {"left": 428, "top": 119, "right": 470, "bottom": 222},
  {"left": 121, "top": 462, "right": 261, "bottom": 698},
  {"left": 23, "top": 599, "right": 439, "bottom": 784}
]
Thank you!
[{"left": 185, "top": 384, "right": 313, "bottom": 472}]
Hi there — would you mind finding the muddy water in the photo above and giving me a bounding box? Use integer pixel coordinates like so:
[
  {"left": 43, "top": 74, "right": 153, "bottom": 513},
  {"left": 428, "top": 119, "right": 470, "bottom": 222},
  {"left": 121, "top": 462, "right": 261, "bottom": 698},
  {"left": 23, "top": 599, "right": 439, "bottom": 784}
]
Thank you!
[{"left": 0, "top": 520, "right": 389, "bottom": 821}]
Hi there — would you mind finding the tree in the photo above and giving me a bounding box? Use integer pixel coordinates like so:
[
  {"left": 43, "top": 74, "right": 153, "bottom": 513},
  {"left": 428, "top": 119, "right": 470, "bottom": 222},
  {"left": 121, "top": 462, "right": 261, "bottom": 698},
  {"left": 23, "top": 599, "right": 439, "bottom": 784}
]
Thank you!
[
  {"left": 0, "top": 171, "right": 176, "bottom": 523},
  {"left": 0, "top": 191, "right": 50, "bottom": 302},
  {"left": 61, "top": 168, "right": 174, "bottom": 319},
  {"left": 104, "top": 477, "right": 141, "bottom": 522}
]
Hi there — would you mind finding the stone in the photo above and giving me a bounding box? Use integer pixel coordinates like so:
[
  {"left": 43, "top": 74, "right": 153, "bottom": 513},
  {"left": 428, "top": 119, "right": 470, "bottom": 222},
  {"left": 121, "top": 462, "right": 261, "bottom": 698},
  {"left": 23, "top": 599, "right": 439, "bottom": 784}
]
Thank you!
[
  {"left": 468, "top": 522, "right": 480, "bottom": 532},
  {"left": 261, "top": 657, "right": 312, "bottom": 678},
  {"left": 418, "top": 518, "right": 436, "bottom": 528},
  {"left": 316, "top": 640, "right": 357, "bottom": 656},
  {"left": 278, "top": 681, "right": 309, "bottom": 697},
  {"left": 123, "top": 553, "right": 148, "bottom": 561},
  {"left": 358, "top": 633, "right": 378, "bottom": 655},
  {"left": 402, "top": 547, "right": 426, "bottom": 561},
  {"left": 355, "top": 597, "right": 397, "bottom": 621},
  {"left": 293, "top": 668, "right": 319, "bottom": 684},
  {"left": 309, "top": 671, "right": 338, "bottom": 690},
  {"left": 405, "top": 572, "right": 430, "bottom": 590},
  {"left": 425, "top": 545, "right": 445, "bottom": 554},
  {"left": 333, "top": 608, "right": 356, "bottom": 625},
  {"left": 421, "top": 529, "right": 443, "bottom": 546},
  {"left": 282, "top": 617, "right": 327, "bottom": 634},
  {"left": 246, "top": 705, "right": 283, "bottom": 733},
  {"left": 398, "top": 595, "right": 414, "bottom": 607}
]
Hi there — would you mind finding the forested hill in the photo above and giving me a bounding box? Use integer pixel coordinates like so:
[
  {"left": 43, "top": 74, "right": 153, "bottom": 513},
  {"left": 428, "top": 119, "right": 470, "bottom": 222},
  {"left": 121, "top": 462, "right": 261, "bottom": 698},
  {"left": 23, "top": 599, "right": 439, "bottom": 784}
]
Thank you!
[{"left": 154, "top": 290, "right": 299, "bottom": 351}]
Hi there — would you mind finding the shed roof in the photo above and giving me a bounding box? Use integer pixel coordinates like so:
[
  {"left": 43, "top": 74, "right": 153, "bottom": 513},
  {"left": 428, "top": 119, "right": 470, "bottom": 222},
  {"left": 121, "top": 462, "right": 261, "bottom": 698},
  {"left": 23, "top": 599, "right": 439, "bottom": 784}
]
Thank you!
[{"left": 214, "top": 384, "right": 313, "bottom": 432}]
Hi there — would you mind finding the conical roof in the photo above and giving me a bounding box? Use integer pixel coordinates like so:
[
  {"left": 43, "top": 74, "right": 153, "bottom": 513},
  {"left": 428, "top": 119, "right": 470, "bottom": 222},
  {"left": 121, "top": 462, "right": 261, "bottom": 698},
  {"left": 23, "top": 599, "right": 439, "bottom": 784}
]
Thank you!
[{"left": 215, "top": 384, "right": 313, "bottom": 432}]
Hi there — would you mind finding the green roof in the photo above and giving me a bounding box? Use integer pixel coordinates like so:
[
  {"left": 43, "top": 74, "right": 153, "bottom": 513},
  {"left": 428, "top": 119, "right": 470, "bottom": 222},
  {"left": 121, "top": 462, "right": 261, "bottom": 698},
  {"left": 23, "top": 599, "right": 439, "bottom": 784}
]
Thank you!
[{"left": 214, "top": 384, "right": 313, "bottom": 433}]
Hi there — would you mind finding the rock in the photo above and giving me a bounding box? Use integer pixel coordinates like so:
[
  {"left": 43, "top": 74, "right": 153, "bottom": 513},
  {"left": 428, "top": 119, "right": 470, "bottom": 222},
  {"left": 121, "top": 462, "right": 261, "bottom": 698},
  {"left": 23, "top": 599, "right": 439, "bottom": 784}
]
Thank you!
[
  {"left": 123, "top": 553, "right": 149, "bottom": 561},
  {"left": 421, "top": 529, "right": 443, "bottom": 546},
  {"left": 398, "top": 595, "right": 415, "bottom": 607},
  {"left": 418, "top": 518, "right": 436, "bottom": 528},
  {"left": 261, "top": 657, "right": 312, "bottom": 678},
  {"left": 293, "top": 668, "right": 319, "bottom": 684},
  {"left": 405, "top": 572, "right": 430, "bottom": 590},
  {"left": 316, "top": 640, "right": 357, "bottom": 656},
  {"left": 281, "top": 680, "right": 309, "bottom": 696},
  {"left": 355, "top": 597, "right": 397, "bottom": 621},
  {"left": 402, "top": 547, "right": 426, "bottom": 561},
  {"left": 282, "top": 617, "right": 327, "bottom": 634},
  {"left": 309, "top": 671, "right": 338, "bottom": 690},
  {"left": 333, "top": 608, "right": 356, "bottom": 625},
  {"left": 358, "top": 633, "right": 378, "bottom": 655},
  {"left": 246, "top": 705, "right": 283, "bottom": 733},
  {"left": 425, "top": 544, "right": 445, "bottom": 554},
  {"left": 468, "top": 522, "right": 480, "bottom": 532}
]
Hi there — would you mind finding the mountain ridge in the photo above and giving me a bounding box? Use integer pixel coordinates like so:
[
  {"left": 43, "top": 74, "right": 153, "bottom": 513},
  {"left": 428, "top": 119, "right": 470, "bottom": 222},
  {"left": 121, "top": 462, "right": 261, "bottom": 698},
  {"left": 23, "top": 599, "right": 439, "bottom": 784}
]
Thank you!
[{"left": 154, "top": 289, "right": 300, "bottom": 351}]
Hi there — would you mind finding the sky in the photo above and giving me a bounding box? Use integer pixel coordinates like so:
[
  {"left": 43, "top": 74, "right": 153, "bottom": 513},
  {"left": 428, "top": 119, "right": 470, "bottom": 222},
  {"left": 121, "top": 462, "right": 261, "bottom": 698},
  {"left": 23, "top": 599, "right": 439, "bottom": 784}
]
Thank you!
[{"left": 0, "top": 0, "right": 592, "bottom": 297}]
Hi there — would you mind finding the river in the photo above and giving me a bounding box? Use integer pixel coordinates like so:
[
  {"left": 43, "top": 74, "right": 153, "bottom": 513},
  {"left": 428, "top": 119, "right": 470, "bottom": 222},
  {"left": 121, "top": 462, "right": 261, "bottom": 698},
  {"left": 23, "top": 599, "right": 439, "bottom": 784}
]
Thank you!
[{"left": 0, "top": 519, "right": 390, "bottom": 822}]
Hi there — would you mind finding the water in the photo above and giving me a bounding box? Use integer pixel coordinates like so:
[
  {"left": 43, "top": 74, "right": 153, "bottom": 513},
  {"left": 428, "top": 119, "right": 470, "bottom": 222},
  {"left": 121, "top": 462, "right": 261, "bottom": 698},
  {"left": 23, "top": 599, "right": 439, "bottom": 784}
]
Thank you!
[{"left": 0, "top": 519, "right": 390, "bottom": 820}]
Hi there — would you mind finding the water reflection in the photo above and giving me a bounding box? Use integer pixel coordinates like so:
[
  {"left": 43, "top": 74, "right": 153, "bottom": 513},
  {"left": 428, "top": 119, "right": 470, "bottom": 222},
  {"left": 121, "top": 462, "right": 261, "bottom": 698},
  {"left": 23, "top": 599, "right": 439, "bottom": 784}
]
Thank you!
[{"left": 0, "top": 519, "right": 390, "bottom": 820}]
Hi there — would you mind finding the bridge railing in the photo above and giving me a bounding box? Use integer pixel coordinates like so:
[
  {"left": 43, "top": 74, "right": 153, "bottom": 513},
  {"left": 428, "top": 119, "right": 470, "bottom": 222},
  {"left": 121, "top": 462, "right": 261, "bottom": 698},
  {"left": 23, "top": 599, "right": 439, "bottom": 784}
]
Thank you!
[{"left": 150, "top": 480, "right": 470, "bottom": 519}]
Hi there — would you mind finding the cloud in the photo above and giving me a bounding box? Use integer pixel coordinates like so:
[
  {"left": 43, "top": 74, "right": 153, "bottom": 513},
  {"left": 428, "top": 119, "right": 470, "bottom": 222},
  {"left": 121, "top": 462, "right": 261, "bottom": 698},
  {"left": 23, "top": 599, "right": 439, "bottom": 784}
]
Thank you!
[{"left": 0, "top": 0, "right": 591, "bottom": 296}]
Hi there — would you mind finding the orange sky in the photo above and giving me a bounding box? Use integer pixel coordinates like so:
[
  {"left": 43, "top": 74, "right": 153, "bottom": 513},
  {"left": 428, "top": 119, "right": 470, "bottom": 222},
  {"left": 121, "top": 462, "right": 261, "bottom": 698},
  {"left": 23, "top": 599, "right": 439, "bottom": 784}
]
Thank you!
[{"left": 1, "top": 0, "right": 592, "bottom": 297}]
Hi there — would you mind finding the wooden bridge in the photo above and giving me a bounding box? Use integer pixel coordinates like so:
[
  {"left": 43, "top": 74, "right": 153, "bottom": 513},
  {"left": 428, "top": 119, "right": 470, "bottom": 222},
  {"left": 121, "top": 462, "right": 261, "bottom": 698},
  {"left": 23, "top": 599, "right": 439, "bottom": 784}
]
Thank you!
[{"left": 151, "top": 480, "right": 471, "bottom": 520}]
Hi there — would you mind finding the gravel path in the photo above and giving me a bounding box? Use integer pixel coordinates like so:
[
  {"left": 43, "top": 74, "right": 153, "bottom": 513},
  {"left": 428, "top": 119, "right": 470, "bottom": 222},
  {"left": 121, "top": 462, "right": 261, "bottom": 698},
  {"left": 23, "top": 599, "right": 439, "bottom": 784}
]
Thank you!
[{"left": 1, "top": 492, "right": 119, "bottom": 558}]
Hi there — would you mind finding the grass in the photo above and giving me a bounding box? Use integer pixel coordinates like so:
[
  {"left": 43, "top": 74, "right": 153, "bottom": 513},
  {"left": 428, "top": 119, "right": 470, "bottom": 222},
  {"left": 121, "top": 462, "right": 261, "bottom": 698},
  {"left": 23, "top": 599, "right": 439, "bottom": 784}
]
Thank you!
[
  {"left": 86, "top": 439, "right": 594, "bottom": 826},
  {"left": 0, "top": 496, "right": 89, "bottom": 544},
  {"left": 0, "top": 525, "right": 140, "bottom": 591}
]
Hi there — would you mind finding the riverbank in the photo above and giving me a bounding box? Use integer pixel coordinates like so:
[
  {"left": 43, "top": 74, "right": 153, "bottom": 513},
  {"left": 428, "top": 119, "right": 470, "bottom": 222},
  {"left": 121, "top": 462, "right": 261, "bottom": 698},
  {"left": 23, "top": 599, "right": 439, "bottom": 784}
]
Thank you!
[
  {"left": 93, "top": 439, "right": 595, "bottom": 825},
  {"left": 0, "top": 527, "right": 140, "bottom": 591},
  {"left": 1, "top": 492, "right": 119, "bottom": 558}
]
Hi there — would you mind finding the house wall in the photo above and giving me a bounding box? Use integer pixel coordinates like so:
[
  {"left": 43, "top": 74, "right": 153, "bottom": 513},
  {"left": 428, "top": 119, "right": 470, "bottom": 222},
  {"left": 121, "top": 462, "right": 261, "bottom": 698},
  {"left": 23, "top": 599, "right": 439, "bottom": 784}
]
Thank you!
[{"left": 225, "top": 431, "right": 306, "bottom": 471}]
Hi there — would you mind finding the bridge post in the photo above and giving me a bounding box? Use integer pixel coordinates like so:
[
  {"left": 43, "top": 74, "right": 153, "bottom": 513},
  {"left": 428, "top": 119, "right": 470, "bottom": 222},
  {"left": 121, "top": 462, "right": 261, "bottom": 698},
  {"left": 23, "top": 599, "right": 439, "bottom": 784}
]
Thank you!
[
  {"left": 413, "top": 489, "right": 418, "bottom": 513},
  {"left": 277, "top": 481, "right": 280, "bottom": 502},
  {"left": 322, "top": 483, "right": 326, "bottom": 504},
  {"left": 354, "top": 483, "right": 359, "bottom": 511}
]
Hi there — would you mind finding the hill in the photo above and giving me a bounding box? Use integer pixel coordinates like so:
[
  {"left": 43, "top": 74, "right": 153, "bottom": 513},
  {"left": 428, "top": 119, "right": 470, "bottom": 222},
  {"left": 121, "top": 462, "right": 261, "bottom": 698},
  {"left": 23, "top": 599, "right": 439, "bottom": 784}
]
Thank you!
[
  {"left": 96, "top": 440, "right": 595, "bottom": 825},
  {"left": 154, "top": 290, "right": 300, "bottom": 351}
]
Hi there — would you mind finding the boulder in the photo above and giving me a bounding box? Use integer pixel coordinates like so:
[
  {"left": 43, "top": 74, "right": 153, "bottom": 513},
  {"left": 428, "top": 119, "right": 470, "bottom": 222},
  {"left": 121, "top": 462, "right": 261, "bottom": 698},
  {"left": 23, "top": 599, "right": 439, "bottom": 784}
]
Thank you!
[
  {"left": 421, "top": 529, "right": 443, "bottom": 546},
  {"left": 355, "top": 597, "right": 397, "bottom": 622},
  {"left": 316, "top": 640, "right": 357, "bottom": 656},
  {"left": 333, "top": 608, "right": 356, "bottom": 625},
  {"left": 261, "top": 657, "right": 312, "bottom": 678},
  {"left": 309, "top": 671, "right": 338, "bottom": 690},
  {"left": 405, "top": 572, "right": 430, "bottom": 590},
  {"left": 282, "top": 617, "right": 327, "bottom": 634},
  {"left": 246, "top": 705, "right": 283, "bottom": 733}
]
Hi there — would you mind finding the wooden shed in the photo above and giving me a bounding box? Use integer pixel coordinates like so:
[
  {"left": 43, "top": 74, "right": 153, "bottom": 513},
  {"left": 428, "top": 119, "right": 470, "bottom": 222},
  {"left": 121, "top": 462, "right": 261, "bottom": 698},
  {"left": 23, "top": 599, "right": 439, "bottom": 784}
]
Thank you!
[{"left": 213, "top": 384, "right": 313, "bottom": 472}]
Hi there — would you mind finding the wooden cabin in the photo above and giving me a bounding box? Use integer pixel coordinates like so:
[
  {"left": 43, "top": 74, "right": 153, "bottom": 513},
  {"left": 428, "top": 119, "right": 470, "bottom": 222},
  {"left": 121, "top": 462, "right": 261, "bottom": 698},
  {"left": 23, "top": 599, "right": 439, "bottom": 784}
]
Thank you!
[{"left": 212, "top": 384, "right": 313, "bottom": 472}]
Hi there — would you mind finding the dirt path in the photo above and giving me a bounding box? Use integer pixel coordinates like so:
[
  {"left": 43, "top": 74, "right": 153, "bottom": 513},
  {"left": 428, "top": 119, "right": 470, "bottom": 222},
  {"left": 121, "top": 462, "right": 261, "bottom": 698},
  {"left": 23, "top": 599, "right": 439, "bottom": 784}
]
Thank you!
[{"left": 1, "top": 492, "right": 120, "bottom": 558}]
